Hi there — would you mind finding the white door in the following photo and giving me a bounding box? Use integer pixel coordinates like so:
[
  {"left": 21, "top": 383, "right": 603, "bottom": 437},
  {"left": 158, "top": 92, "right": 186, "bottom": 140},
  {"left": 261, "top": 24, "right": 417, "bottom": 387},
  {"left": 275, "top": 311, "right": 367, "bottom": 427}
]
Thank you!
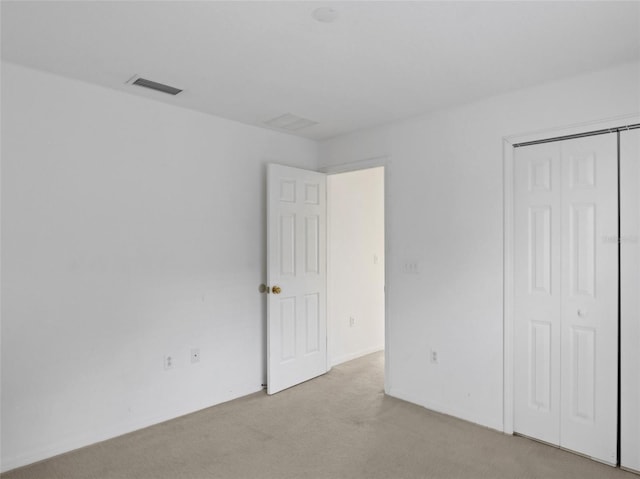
[
  {"left": 267, "top": 164, "right": 327, "bottom": 394},
  {"left": 514, "top": 141, "right": 562, "bottom": 445},
  {"left": 559, "top": 134, "right": 618, "bottom": 464},
  {"left": 514, "top": 134, "right": 619, "bottom": 464},
  {"left": 621, "top": 128, "right": 640, "bottom": 472}
]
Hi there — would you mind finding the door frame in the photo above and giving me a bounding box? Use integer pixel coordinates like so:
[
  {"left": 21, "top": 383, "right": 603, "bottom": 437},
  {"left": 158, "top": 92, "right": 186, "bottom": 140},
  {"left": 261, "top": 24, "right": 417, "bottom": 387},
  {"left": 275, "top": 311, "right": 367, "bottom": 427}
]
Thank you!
[
  {"left": 319, "top": 155, "right": 391, "bottom": 393},
  {"left": 502, "top": 114, "right": 640, "bottom": 435}
]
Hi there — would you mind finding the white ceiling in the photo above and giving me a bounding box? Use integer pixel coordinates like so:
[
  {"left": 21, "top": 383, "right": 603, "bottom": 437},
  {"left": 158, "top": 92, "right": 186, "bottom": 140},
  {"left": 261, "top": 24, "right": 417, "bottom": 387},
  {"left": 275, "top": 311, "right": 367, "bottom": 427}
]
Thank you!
[{"left": 2, "top": 1, "right": 639, "bottom": 140}]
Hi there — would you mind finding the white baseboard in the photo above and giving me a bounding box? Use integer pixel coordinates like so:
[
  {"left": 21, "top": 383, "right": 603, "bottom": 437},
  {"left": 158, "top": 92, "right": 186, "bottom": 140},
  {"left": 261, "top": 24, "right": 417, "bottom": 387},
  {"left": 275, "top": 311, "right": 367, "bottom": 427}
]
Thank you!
[
  {"left": 621, "top": 466, "right": 640, "bottom": 476},
  {"left": 387, "top": 387, "right": 503, "bottom": 434},
  {"left": 331, "top": 346, "right": 384, "bottom": 367},
  {"left": 1, "top": 385, "right": 263, "bottom": 473},
  {"left": 386, "top": 387, "right": 425, "bottom": 408}
]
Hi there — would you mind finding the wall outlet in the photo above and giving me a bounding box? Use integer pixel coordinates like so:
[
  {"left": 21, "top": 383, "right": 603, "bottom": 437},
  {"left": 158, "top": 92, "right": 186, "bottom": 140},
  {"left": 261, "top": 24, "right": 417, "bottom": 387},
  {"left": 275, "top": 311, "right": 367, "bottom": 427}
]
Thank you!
[
  {"left": 430, "top": 350, "right": 439, "bottom": 364},
  {"left": 164, "top": 355, "right": 174, "bottom": 370},
  {"left": 349, "top": 316, "right": 355, "bottom": 327},
  {"left": 403, "top": 260, "right": 420, "bottom": 274},
  {"left": 191, "top": 348, "right": 200, "bottom": 364}
]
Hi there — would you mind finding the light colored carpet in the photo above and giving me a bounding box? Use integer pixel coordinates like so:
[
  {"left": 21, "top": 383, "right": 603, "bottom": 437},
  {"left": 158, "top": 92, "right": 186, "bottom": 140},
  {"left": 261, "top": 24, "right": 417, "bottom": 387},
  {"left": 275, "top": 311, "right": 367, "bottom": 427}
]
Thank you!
[{"left": 2, "top": 351, "right": 637, "bottom": 479}]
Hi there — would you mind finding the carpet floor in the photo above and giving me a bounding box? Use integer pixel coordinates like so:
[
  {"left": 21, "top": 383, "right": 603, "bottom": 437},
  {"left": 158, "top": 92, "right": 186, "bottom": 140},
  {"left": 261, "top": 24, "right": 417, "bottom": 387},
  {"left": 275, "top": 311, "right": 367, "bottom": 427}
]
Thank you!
[{"left": 2, "top": 351, "right": 637, "bottom": 479}]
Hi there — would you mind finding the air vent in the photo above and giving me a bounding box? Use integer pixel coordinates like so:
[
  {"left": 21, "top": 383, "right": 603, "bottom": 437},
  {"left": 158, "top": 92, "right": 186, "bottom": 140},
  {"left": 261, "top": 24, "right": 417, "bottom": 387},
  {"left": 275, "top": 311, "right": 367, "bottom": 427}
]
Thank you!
[
  {"left": 264, "top": 113, "right": 318, "bottom": 131},
  {"left": 128, "top": 76, "right": 183, "bottom": 95}
]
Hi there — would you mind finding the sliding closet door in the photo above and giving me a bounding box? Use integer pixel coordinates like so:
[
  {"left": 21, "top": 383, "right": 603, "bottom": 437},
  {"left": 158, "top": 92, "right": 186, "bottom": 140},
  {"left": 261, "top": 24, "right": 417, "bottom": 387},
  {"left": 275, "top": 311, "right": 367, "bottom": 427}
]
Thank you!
[
  {"left": 514, "top": 134, "right": 619, "bottom": 464},
  {"left": 621, "top": 129, "right": 640, "bottom": 472}
]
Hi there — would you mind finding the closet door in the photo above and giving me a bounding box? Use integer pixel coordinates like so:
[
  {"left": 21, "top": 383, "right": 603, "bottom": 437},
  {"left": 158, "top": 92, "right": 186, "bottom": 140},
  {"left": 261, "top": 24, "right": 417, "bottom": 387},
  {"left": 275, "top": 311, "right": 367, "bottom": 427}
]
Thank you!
[
  {"left": 514, "top": 142, "right": 562, "bottom": 445},
  {"left": 514, "top": 134, "right": 618, "bottom": 464},
  {"left": 621, "top": 129, "right": 640, "bottom": 472},
  {"left": 559, "top": 134, "right": 618, "bottom": 465}
]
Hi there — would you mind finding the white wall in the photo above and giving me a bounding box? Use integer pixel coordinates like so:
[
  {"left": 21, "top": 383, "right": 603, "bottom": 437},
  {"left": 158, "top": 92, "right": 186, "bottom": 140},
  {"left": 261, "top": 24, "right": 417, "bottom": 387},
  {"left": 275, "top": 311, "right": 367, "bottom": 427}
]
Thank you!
[
  {"left": 327, "top": 167, "right": 385, "bottom": 366},
  {"left": 319, "top": 61, "right": 640, "bottom": 431},
  {"left": 3, "top": 58, "right": 639, "bottom": 473},
  {"left": 0, "top": 62, "right": 318, "bottom": 472}
]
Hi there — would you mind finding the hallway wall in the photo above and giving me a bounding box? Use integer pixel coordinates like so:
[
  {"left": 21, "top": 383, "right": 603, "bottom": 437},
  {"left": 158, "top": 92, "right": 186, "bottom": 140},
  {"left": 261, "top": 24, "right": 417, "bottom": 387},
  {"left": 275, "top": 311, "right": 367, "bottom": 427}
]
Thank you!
[{"left": 327, "top": 167, "right": 385, "bottom": 366}]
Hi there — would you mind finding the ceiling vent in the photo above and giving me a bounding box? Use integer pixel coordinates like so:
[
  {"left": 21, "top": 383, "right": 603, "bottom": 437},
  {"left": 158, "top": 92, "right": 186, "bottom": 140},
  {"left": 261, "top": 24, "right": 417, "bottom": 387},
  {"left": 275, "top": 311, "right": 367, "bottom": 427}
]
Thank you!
[
  {"left": 126, "top": 76, "right": 183, "bottom": 95},
  {"left": 264, "top": 113, "right": 318, "bottom": 131}
]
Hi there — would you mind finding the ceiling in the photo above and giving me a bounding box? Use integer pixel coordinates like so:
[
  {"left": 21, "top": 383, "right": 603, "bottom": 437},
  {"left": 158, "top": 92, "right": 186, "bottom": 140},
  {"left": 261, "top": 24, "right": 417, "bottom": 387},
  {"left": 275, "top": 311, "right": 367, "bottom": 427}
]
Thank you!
[{"left": 2, "top": 1, "right": 639, "bottom": 140}]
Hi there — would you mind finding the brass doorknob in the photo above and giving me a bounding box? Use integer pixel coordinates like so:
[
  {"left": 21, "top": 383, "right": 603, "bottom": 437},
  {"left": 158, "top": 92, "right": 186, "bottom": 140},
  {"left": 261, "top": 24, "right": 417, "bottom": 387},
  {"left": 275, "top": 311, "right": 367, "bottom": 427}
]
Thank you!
[{"left": 272, "top": 285, "right": 282, "bottom": 294}]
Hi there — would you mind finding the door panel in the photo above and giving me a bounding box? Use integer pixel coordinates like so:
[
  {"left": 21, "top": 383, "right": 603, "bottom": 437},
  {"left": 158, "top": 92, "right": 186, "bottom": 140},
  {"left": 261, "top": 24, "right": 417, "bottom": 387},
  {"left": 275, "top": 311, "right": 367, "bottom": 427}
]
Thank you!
[
  {"left": 569, "top": 203, "right": 596, "bottom": 297},
  {"left": 514, "top": 142, "right": 562, "bottom": 444},
  {"left": 560, "top": 135, "right": 618, "bottom": 464},
  {"left": 267, "top": 164, "right": 327, "bottom": 394},
  {"left": 530, "top": 206, "right": 552, "bottom": 294},
  {"left": 304, "top": 293, "right": 320, "bottom": 353},
  {"left": 530, "top": 320, "right": 552, "bottom": 411},
  {"left": 621, "top": 129, "right": 640, "bottom": 472},
  {"left": 570, "top": 326, "right": 596, "bottom": 421}
]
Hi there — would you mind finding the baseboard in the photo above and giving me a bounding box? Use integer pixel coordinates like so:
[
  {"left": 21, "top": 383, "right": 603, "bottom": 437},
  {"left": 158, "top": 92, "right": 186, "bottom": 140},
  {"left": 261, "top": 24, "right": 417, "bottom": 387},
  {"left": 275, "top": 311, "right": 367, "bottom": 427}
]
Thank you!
[
  {"left": 1, "top": 412, "right": 180, "bottom": 473},
  {"left": 330, "top": 346, "right": 384, "bottom": 367},
  {"left": 621, "top": 465, "right": 640, "bottom": 476},
  {"left": 387, "top": 388, "right": 503, "bottom": 434},
  {"left": 386, "top": 387, "right": 425, "bottom": 409},
  {"left": 0, "top": 385, "right": 263, "bottom": 473}
]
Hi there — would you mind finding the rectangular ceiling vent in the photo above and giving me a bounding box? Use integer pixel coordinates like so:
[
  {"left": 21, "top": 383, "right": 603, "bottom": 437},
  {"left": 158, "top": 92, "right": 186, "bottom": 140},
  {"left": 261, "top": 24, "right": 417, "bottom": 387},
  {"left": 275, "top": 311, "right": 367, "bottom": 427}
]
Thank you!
[
  {"left": 127, "top": 76, "right": 183, "bottom": 96},
  {"left": 264, "top": 113, "right": 318, "bottom": 131}
]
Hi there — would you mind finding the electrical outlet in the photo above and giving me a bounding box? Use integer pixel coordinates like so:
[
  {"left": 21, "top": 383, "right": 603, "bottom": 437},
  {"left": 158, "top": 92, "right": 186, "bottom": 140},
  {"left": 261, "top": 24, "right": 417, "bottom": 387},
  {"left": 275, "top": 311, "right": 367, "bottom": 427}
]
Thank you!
[
  {"left": 349, "top": 316, "right": 355, "bottom": 327},
  {"left": 164, "top": 355, "right": 174, "bottom": 370},
  {"left": 403, "top": 260, "right": 419, "bottom": 274},
  {"left": 191, "top": 348, "right": 200, "bottom": 364},
  {"left": 430, "top": 350, "right": 439, "bottom": 364}
]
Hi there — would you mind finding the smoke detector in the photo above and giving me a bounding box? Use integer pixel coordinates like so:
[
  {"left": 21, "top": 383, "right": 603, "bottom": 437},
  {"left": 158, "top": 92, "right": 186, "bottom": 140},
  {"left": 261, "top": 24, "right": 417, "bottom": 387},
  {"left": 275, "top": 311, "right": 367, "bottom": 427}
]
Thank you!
[{"left": 312, "top": 7, "right": 339, "bottom": 23}]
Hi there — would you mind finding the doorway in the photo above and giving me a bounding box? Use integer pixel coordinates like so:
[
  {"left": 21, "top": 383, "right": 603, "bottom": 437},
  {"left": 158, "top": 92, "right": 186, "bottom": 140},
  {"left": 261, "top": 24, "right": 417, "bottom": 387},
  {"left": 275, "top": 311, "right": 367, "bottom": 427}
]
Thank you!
[
  {"left": 265, "top": 162, "right": 387, "bottom": 395},
  {"left": 327, "top": 167, "right": 385, "bottom": 368}
]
